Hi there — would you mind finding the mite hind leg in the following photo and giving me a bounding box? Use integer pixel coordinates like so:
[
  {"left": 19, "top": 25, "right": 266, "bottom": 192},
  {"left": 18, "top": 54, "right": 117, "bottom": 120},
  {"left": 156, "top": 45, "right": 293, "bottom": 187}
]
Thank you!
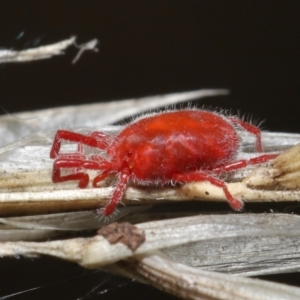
[
  {"left": 211, "top": 154, "right": 279, "bottom": 173},
  {"left": 228, "top": 117, "right": 262, "bottom": 152},
  {"left": 173, "top": 171, "right": 243, "bottom": 210}
]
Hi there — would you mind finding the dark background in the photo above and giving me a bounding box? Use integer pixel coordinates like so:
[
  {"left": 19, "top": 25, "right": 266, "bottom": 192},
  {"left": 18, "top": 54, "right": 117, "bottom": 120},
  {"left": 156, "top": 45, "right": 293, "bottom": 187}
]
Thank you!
[{"left": 0, "top": 1, "right": 299, "bottom": 299}]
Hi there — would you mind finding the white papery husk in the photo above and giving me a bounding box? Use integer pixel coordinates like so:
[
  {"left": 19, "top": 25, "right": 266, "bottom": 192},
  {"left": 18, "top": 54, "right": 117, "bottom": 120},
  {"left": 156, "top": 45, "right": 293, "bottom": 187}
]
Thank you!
[{"left": 1, "top": 90, "right": 300, "bottom": 299}]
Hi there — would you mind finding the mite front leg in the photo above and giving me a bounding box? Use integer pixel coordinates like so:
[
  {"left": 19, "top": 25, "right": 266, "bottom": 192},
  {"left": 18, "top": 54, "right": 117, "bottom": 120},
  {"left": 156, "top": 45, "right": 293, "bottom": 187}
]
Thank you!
[
  {"left": 52, "top": 159, "right": 90, "bottom": 188},
  {"left": 50, "top": 130, "right": 112, "bottom": 158},
  {"left": 173, "top": 171, "right": 243, "bottom": 210},
  {"left": 52, "top": 158, "right": 112, "bottom": 188},
  {"left": 96, "top": 170, "right": 131, "bottom": 217}
]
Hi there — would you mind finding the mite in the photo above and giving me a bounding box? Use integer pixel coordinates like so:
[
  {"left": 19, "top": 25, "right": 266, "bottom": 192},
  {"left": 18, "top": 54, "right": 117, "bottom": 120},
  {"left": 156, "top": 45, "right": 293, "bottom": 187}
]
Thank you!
[{"left": 50, "top": 110, "right": 276, "bottom": 216}]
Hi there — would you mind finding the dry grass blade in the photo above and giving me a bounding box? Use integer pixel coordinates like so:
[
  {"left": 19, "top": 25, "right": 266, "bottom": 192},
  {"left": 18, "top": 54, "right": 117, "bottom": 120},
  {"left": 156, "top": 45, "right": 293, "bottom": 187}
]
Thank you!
[
  {"left": 117, "top": 252, "right": 300, "bottom": 300},
  {"left": 0, "top": 36, "right": 98, "bottom": 64},
  {"left": 0, "top": 207, "right": 148, "bottom": 241},
  {"left": 2, "top": 214, "right": 300, "bottom": 299},
  {"left": 1, "top": 214, "right": 300, "bottom": 267}
]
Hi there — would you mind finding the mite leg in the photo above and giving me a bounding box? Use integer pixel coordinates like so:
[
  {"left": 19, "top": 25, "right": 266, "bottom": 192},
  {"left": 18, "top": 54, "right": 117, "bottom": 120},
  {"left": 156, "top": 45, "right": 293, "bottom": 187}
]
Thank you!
[
  {"left": 53, "top": 159, "right": 112, "bottom": 188},
  {"left": 93, "top": 170, "right": 111, "bottom": 187},
  {"left": 50, "top": 130, "right": 112, "bottom": 158},
  {"left": 229, "top": 117, "right": 262, "bottom": 152},
  {"left": 211, "top": 154, "right": 279, "bottom": 173},
  {"left": 173, "top": 172, "right": 243, "bottom": 210},
  {"left": 96, "top": 170, "right": 131, "bottom": 217},
  {"left": 90, "top": 155, "right": 116, "bottom": 187}
]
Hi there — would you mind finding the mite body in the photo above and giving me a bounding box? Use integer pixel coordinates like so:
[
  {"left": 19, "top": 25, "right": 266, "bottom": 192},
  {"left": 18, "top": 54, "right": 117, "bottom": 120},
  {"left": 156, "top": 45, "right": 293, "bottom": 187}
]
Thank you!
[{"left": 50, "top": 110, "right": 275, "bottom": 216}]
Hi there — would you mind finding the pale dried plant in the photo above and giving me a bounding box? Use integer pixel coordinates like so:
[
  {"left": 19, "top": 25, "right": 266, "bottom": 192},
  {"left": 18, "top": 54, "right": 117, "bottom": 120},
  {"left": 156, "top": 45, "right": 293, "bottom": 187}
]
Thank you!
[{"left": 1, "top": 38, "right": 300, "bottom": 299}]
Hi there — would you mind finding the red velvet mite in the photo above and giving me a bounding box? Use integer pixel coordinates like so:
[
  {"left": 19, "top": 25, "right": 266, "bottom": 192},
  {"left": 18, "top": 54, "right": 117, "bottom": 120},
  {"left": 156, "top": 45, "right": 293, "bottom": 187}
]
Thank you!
[{"left": 50, "top": 110, "right": 276, "bottom": 216}]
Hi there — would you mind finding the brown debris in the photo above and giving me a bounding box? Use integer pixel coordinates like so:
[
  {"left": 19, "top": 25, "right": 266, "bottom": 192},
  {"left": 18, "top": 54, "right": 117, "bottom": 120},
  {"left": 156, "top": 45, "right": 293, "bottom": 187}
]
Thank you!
[{"left": 97, "top": 222, "right": 145, "bottom": 251}]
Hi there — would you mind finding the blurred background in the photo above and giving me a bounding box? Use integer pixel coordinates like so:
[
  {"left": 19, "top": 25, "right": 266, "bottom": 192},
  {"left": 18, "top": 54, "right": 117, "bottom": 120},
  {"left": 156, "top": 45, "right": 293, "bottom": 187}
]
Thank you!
[{"left": 0, "top": 1, "right": 299, "bottom": 299}]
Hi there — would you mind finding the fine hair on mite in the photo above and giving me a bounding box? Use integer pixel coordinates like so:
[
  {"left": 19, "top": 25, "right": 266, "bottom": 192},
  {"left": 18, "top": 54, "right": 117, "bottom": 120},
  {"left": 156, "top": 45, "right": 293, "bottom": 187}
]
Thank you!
[
  {"left": 50, "top": 107, "right": 277, "bottom": 217},
  {"left": 127, "top": 105, "right": 262, "bottom": 138}
]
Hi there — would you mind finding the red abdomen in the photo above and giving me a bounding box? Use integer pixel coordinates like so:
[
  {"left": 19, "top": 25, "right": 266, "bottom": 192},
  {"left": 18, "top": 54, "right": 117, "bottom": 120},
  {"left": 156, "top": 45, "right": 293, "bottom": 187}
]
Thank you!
[{"left": 110, "top": 110, "right": 240, "bottom": 182}]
